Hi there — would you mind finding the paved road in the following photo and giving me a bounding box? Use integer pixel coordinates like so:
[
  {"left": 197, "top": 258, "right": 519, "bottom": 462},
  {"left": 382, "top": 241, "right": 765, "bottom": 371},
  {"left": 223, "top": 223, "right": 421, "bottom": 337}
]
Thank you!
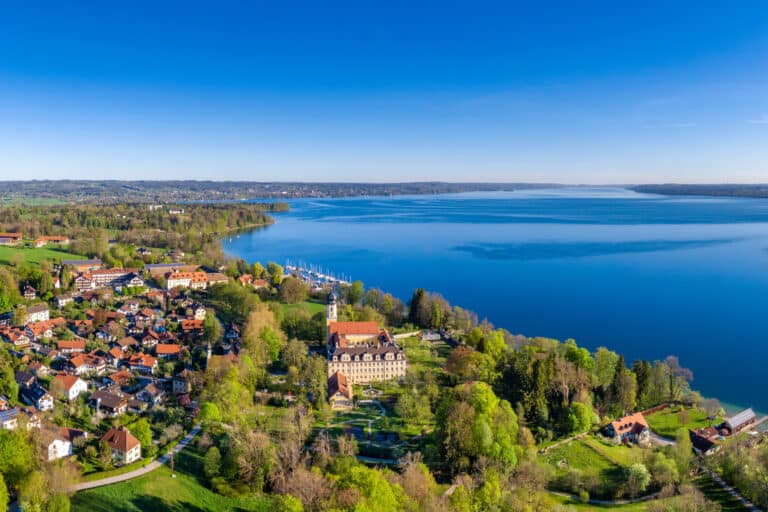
[{"left": 72, "top": 423, "right": 201, "bottom": 492}]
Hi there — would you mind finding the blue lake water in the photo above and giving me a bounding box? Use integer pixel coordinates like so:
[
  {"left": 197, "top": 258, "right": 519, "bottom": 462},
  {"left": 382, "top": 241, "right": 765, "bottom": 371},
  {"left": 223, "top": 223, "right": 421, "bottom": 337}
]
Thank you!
[{"left": 224, "top": 187, "right": 768, "bottom": 412}]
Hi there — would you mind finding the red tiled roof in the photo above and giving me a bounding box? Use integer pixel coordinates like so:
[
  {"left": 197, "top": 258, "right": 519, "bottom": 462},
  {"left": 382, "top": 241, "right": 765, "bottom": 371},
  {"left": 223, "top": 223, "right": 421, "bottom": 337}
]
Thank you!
[
  {"left": 53, "top": 374, "right": 82, "bottom": 391},
  {"left": 328, "top": 322, "right": 380, "bottom": 336},
  {"left": 155, "top": 344, "right": 181, "bottom": 355},
  {"left": 57, "top": 340, "right": 86, "bottom": 350},
  {"left": 610, "top": 412, "right": 648, "bottom": 435},
  {"left": 102, "top": 426, "right": 140, "bottom": 453}
]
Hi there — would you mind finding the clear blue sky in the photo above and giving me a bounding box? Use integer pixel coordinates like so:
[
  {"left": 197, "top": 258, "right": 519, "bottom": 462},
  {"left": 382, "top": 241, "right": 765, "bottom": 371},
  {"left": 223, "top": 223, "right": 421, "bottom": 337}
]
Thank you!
[{"left": 1, "top": 1, "right": 767, "bottom": 183}]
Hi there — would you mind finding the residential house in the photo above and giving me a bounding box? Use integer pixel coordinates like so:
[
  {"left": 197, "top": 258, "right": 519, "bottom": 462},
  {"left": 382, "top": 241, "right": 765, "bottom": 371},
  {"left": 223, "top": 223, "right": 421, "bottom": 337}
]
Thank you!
[
  {"left": 155, "top": 343, "right": 182, "bottom": 360},
  {"left": 28, "top": 361, "right": 49, "bottom": 377},
  {"left": 606, "top": 412, "right": 650, "bottom": 445},
  {"left": 141, "top": 330, "right": 160, "bottom": 348},
  {"left": 124, "top": 273, "right": 145, "bottom": 288},
  {"left": 137, "top": 382, "right": 165, "bottom": 406},
  {"left": 328, "top": 371, "right": 354, "bottom": 410},
  {"left": 40, "top": 428, "right": 73, "bottom": 461},
  {"left": 62, "top": 259, "right": 102, "bottom": 272},
  {"left": 20, "top": 384, "right": 54, "bottom": 412},
  {"left": 101, "top": 426, "right": 141, "bottom": 465},
  {"left": 65, "top": 352, "right": 106, "bottom": 376},
  {"left": 104, "top": 370, "right": 133, "bottom": 388},
  {"left": 166, "top": 271, "right": 209, "bottom": 290},
  {"left": 74, "top": 274, "right": 95, "bottom": 292},
  {"left": 206, "top": 273, "right": 228, "bottom": 287},
  {"left": 238, "top": 274, "right": 253, "bottom": 286},
  {"left": 14, "top": 370, "right": 36, "bottom": 389},
  {"left": 57, "top": 339, "right": 86, "bottom": 354},
  {"left": 114, "top": 336, "right": 140, "bottom": 352},
  {"left": 180, "top": 319, "right": 204, "bottom": 337},
  {"left": 26, "top": 304, "right": 50, "bottom": 324},
  {"left": 51, "top": 374, "right": 88, "bottom": 401},
  {"left": 173, "top": 369, "right": 192, "bottom": 394},
  {"left": 0, "top": 232, "right": 22, "bottom": 246},
  {"left": 1, "top": 328, "right": 30, "bottom": 347},
  {"left": 35, "top": 235, "right": 70, "bottom": 248},
  {"left": 106, "top": 347, "right": 126, "bottom": 367},
  {"left": 690, "top": 427, "right": 722, "bottom": 455},
  {"left": 0, "top": 407, "right": 18, "bottom": 430},
  {"left": 54, "top": 293, "right": 76, "bottom": 309},
  {"left": 69, "top": 320, "right": 90, "bottom": 337},
  {"left": 91, "top": 388, "right": 128, "bottom": 417},
  {"left": 23, "top": 285, "right": 36, "bottom": 300},
  {"left": 127, "top": 353, "right": 157, "bottom": 374}
]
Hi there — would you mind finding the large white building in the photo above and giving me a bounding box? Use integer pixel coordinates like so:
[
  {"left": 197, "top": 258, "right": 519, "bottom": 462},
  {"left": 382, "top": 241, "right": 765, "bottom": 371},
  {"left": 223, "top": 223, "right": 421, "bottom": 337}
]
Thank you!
[{"left": 325, "top": 293, "right": 407, "bottom": 384}]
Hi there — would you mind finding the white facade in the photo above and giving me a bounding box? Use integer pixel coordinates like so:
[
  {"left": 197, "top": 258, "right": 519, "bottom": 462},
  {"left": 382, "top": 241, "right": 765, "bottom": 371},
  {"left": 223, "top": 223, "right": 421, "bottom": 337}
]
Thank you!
[{"left": 47, "top": 438, "right": 72, "bottom": 461}]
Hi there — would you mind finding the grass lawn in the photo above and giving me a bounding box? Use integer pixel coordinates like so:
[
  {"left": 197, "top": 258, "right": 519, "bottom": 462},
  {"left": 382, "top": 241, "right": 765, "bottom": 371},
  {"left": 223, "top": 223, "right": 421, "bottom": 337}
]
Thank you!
[
  {"left": 549, "top": 493, "right": 679, "bottom": 510},
  {"left": 695, "top": 475, "right": 751, "bottom": 512},
  {"left": 279, "top": 300, "right": 325, "bottom": 317},
  {"left": 645, "top": 406, "right": 722, "bottom": 438},
  {"left": 400, "top": 336, "right": 451, "bottom": 372},
  {"left": 541, "top": 439, "right": 627, "bottom": 498},
  {"left": 0, "top": 245, "right": 84, "bottom": 266},
  {"left": 579, "top": 437, "right": 643, "bottom": 467},
  {"left": 72, "top": 449, "right": 270, "bottom": 512}
]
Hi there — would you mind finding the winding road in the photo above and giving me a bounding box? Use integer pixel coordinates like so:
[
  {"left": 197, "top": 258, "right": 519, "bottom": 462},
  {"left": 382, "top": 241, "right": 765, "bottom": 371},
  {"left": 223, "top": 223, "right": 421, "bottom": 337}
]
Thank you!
[{"left": 72, "top": 423, "right": 201, "bottom": 492}]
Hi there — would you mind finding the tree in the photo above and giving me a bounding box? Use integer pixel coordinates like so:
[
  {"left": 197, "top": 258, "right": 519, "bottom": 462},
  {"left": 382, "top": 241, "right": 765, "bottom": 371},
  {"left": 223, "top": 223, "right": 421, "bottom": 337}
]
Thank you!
[
  {"left": 267, "top": 262, "right": 284, "bottom": 287},
  {"left": 408, "top": 288, "right": 430, "bottom": 328},
  {"left": 0, "top": 473, "right": 8, "bottom": 512},
  {"left": 594, "top": 347, "right": 619, "bottom": 391},
  {"left": 437, "top": 381, "right": 519, "bottom": 473},
  {"left": 346, "top": 280, "right": 365, "bottom": 305},
  {"left": 130, "top": 418, "right": 153, "bottom": 456},
  {"left": 626, "top": 463, "right": 651, "bottom": 497},
  {"left": 565, "top": 402, "right": 594, "bottom": 435},
  {"left": 702, "top": 398, "right": 722, "bottom": 422},
  {"left": 13, "top": 304, "right": 27, "bottom": 326},
  {"left": 203, "top": 446, "right": 221, "bottom": 480},
  {"left": 44, "top": 493, "right": 71, "bottom": 512},
  {"left": 670, "top": 428, "right": 693, "bottom": 478},
  {"left": 665, "top": 356, "right": 693, "bottom": 402},
  {"left": 199, "top": 401, "right": 222, "bottom": 424},
  {"left": 279, "top": 277, "right": 308, "bottom": 304},
  {"left": 202, "top": 312, "right": 223, "bottom": 343},
  {"left": 252, "top": 261, "right": 266, "bottom": 279}
]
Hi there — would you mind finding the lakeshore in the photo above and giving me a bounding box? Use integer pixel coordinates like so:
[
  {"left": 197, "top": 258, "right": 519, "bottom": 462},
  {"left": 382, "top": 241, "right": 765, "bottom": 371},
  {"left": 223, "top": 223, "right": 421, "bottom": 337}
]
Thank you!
[{"left": 225, "top": 188, "right": 768, "bottom": 413}]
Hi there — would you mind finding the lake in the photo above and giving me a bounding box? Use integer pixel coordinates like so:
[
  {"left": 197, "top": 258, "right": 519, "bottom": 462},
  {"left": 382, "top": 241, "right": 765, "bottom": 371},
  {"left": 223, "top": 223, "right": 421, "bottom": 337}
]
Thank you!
[{"left": 223, "top": 187, "right": 768, "bottom": 412}]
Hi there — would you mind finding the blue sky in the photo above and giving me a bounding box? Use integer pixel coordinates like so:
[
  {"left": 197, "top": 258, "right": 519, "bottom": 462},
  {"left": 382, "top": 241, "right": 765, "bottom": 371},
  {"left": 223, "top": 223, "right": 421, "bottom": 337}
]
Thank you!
[{"left": 1, "top": 1, "right": 767, "bottom": 183}]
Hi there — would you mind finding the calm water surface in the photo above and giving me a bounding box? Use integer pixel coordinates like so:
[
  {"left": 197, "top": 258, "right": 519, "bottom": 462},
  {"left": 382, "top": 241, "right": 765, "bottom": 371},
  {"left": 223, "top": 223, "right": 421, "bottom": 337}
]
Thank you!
[{"left": 224, "top": 188, "right": 768, "bottom": 412}]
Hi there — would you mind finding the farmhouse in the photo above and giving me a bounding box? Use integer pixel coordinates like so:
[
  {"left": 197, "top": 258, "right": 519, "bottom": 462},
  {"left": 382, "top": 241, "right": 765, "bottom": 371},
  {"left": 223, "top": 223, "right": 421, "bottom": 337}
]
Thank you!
[
  {"left": 606, "top": 412, "right": 650, "bottom": 445},
  {"left": 35, "top": 235, "right": 70, "bottom": 247},
  {"left": 0, "top": 232, "right": 22, "bottom": 245}
]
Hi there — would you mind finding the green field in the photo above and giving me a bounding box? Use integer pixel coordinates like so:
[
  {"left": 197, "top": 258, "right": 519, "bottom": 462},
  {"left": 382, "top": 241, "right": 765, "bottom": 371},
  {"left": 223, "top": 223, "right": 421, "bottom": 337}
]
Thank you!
[
  {"left": 72, "top": 449, "right": 270, "bottom": 512},
  {"left": 279, "top": 299, "right": 325, "bottom": 317},
  {"left": 540, "top": 436, "right": 650, "bottom": 500},
  {"left": 550, "top": 493, "right": 681, "bottom": 510},
  {"left": 0, "top": 245, "right": 84, "bottom": 266},
  {"left": 645, "top": 406, "right": 721, "bottom": 438}
]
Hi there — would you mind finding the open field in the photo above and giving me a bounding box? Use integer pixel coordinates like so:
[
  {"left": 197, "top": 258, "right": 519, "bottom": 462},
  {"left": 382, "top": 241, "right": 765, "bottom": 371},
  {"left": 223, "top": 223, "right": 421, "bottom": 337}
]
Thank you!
[
  {"left": 0, "top": 245, "right": 84, "bottom": 266},
  {"left": 539, "top": 436, "right": 653, "bottom": 500},
  {"left": 645, "top": 406, "right": 722, "bottom": 438},
  {"left": 279, "top": 299, "right": 325, "bottom": 317},
  {"left": 550, "top": 493, "right": 676, "bottom": 510},
  {"left": 72, "top": 449, "right": 270, "bottom": 512}
]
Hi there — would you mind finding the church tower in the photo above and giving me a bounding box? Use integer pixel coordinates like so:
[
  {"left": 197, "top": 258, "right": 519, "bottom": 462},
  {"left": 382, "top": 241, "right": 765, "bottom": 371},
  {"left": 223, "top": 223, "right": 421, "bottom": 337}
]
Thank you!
[{"left": 326, "top": 291, "right": 338, "bottom": 325}]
